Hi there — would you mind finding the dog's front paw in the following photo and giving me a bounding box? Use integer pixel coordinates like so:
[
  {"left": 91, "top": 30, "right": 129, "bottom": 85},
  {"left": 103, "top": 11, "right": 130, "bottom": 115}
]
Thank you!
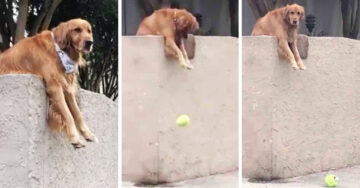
[
  {"left": 185, "top": 59, "right": 194, "bottom": 70},
  {"left": 70, "top": 138, "right": 86, "bottom": 149},
  {"left": 290, "top": 61, "right": 299, "bottom": 70},
  {"left": 299, "top": 65, "right": 306, "bottom": 70},
  {"left": 178, "top": 58, "right": 193, "bottom": 70},
  {"left": 185, "top": 63, "right": 194, "bottom": 70},
  {"left": 83, "top": 131, "right": 99, "bottom": 143},
  {"left": 291, "top": 65, "right": 299, "bottom": 70},
  {"left": 297, "top": 62, "right": 306, "bottom": 70},
  {"left": 296, "top": 59, "right": 306, "bottom": 70},
  {"left": 179, "top": 62, "right": 193, "bottom": 70}
]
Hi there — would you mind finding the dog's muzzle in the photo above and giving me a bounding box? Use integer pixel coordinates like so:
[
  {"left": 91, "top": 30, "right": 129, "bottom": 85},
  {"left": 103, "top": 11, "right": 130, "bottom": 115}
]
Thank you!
[{"left": 85, "top": 40, "right": 93, "bottom": 51}]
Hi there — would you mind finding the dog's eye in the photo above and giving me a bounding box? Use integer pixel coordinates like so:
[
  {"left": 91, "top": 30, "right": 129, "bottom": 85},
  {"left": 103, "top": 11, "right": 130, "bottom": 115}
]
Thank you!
[
  {"left": 297, "top": 12, "right": 300, "bottom": 15},
  {"left": 290, "top": 12, "right": 295, "bottom": 15},
  {"left": 74, "top": 27, "right": 82, "bottom": 33},
  {"left": 88, "top": 29, "right": 91, "bottom": 33}
]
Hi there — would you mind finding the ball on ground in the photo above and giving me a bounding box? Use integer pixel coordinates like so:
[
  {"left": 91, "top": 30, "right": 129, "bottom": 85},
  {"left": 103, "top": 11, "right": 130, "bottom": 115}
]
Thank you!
[
  {"left": 325, "top": 174, "right": 338, "bottom": 187},
  {"left": 176, "top": 114, "right": 190, "bottom": 127}
]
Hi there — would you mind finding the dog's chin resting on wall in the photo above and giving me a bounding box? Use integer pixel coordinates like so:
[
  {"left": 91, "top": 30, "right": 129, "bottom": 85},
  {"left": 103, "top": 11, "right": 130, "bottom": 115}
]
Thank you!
[{"left": 0, "top": 18, "right": 98, "bottom": 149}]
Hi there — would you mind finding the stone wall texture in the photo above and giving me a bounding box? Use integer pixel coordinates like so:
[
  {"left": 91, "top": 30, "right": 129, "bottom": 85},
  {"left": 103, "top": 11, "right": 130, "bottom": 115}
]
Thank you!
[
  {"left": 0, "top": 75, "right": 118, "bottom": 188},
  {"left": 122, "top": 36, "right": 239, "bottom": 184},
  {"left": 243, "top": 36, "right": 360, "bottom": 180}
]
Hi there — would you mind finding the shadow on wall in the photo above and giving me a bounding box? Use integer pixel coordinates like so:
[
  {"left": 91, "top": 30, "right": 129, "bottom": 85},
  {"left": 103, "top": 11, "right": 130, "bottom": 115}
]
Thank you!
[{"left": 122, "top": 0, "right": 238, "bottom": 37}]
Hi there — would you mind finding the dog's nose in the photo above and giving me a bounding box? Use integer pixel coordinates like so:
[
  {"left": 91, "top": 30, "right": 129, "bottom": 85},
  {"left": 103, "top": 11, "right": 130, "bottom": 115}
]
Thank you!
[
  {"left": 293, "top": 20, "right": 297, "bottom": 24},
  {"left": 85, "top": 40, "right": 93, "bottom": 50}
]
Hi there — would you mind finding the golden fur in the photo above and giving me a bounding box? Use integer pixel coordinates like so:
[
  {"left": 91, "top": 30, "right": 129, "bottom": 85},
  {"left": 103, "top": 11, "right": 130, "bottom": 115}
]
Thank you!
[
  {"left": 252, "top": 4, "right": 306, "bottom": 70},
  {"left": 136, "top": 8, "right": 199, "bottom": 70},
  {"left": 0, "top": 18, "right": 97, "bottom": 148}
]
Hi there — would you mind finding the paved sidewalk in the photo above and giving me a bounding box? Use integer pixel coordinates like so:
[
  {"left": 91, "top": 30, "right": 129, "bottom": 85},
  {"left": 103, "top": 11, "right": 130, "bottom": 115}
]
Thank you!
[
  {"left": 123, "top": 171, "right": 238, "bottom": 187},
  {"left": 243, "top": 165, "right": 360, "bottom": 188}
]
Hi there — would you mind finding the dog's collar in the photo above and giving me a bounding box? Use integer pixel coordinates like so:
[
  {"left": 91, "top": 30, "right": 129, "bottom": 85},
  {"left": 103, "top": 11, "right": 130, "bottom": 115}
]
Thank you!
[{"left": 51, "top": 32, "right": 77, "bottom": 74}]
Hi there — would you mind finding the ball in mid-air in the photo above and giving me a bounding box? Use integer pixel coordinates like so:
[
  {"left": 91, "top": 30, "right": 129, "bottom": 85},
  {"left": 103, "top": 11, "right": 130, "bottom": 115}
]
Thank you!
[
  {"left": 176, "top": 114, "right": 190, "bottom": 127},
  {"left": 324, "top": 174, "right": 338, "bottom": 187}
]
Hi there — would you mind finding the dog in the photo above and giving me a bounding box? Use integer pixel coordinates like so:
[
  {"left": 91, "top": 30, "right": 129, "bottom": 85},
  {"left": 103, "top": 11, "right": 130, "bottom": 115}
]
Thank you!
[
  {"left": 0, "top": 18, "right": 97, "bottom": 148},
  {"left": 136, "top": 8, "right": 199, "bottom": 70},
  {"left": 251, "top": 4, "right": 306, "bottom": 70}
]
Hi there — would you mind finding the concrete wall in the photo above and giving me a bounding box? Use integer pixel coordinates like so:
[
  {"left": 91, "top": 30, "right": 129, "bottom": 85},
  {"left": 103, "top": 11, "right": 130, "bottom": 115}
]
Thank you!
[
  {"left": 0, "top": 75, "right": 117, "bottom": 188},
  {"left": 243, "top": 36, "right": 360, "bottom": 180},
  {"left": 122, "top": 36, "right": 238, "bottom": 184}
]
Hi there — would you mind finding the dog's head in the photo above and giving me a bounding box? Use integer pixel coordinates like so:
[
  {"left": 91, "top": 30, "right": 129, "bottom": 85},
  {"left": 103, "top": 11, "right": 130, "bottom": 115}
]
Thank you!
[
  {"left": 52, "top": 18, "right": 94, "bottom": 54},
  {"left": 283, "top": 4, "right": 305, "bottom": 27},
  {"left": 174, "top": 9, "right": 200, "bottom": 36}
]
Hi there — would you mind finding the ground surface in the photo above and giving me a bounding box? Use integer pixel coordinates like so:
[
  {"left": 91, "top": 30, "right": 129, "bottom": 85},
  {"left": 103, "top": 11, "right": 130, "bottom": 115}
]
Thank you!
[
  {"left": 123, "top": 165, "right": 360, "bottom": 187},
  {"left": 243, "top": 165, "right": 360, "bottom": 188},
  {"left": 122, "top": 171, "right": 238, "bottom": 187}
]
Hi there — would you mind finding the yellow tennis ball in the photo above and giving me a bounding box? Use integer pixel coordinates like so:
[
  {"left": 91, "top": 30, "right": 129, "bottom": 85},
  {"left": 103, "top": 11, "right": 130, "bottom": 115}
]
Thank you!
[
  {"left": 325, "top": 174, "right": 338, "bottom": 187},
  {"left": 176, "top": 114, "right": 190, "bottom": 127}
]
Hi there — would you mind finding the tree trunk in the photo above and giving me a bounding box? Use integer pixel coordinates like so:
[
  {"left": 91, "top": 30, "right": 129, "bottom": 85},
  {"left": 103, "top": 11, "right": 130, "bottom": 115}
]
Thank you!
[
  {"left": 0, "top": 25, "right": 10, "bottom": 51},
  {"left": 341, "top": 0, "right": 360, "bottom": 39},
  {"left": 275, "top": 0, "right": 294, "bottom": 8},
  {"left": 342, "top": 0, "right": 352, "bottom": 38},
  {"left": 352, "top": 0, "right": 360, "bottom": 38},
  {"left": 138, "top": 0, "right": 170, "bottom": 16},
  {"left": 229, "top": 0, "right": 238, "bottom": 37},
  {"left": 4, "top": 0, "right": 16, "bottom": 41},
  {"left": 14, "top": 0, "right": 29, "bottom": 43},
  {"left": 247, "top": 0, "right": 268, "bottom": 19},
  {"left": 40, "top": 0, "right": 63, "bottom": 31},
  {"left": 0, "top": 0, "right": 12, "bottom": 50},
  {"left": 29, "top": 0, "right": 51, "bottom": 36}
]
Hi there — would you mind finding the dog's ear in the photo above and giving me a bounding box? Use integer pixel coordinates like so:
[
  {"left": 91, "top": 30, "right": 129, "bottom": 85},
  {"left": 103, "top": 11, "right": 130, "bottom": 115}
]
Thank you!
[
  {"left": 175, "top": 16, "right": 188, "bottom": 31},
  {"left": 52, "top": 22, "right": 71, "bottom": 50},
  {"left": 189, "top": 16, "right": 200, "bottom": 34},
  {"left": 191, "top": 21, "right": 200, "bottom": 34},
  {"left": 282, "top": 5, "right": 290, "bottom": 21},
  {"left": 300, "top": 6, "right": 305, "bottom": 20}
]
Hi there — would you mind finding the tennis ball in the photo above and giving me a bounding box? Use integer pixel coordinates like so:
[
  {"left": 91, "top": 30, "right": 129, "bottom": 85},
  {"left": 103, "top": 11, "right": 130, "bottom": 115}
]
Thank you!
[
  {"left": 176, "top": 114, "right": 190, "bottom": 127},
  {"left": 325, "top": 174, "right": 338, "bottom": 187}
]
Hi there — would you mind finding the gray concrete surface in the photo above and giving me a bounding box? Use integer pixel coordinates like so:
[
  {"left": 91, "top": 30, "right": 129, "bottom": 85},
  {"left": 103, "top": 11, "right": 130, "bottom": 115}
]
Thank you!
[
  {"left": 122, "top": 36, "right": 238, "bottom": 184},
  {"left": 243, "top": 165, "right": 360, "bottom": 188},
  {"left": 123, "top": 170, "right": 238, "bottom": 188},
  {"left": 243, "top": 36, "right": 360, "bottom": 180},
  {"left": 0, "top": 75, "right": 117, "bottom": 188}
]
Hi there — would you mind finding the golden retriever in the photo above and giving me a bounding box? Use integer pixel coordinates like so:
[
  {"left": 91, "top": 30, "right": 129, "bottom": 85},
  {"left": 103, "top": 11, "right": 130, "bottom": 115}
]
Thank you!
[
  {"left": 136, "top": 8, "right": 199, "bottom": 70},
  {"left": 0, "top": 18, "right": 97, "bottom": 148},
  {"left": 252, "top": 4, "right": 306, "bottom": 70}
]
